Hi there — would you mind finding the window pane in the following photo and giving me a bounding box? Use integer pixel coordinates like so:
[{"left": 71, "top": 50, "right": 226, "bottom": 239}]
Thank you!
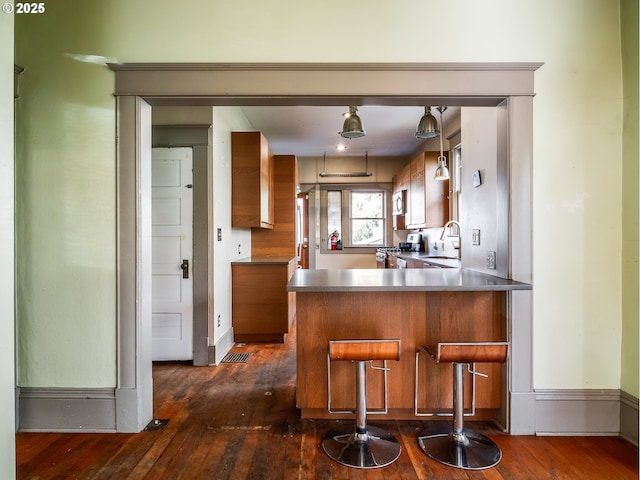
[
  {"left": 352, "top": 219, "right": 383, "bottom": 245},
  {"left": 327, "top": 190, "right": 342, "bottom": 240},
  {"left": 351, "top": 192, "right": 383, "bottom": 218}
]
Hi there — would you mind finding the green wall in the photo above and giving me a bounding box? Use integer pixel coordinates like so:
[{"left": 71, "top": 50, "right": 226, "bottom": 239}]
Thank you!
[
  {"left": 15, "top": 2, "right": 117, "bottom": 387},
  {"left": 13, "top": 1, "right": 629, "bottom": 395},
  {"left": 620, "top": 0, "right": 639, "bottom": 398}
]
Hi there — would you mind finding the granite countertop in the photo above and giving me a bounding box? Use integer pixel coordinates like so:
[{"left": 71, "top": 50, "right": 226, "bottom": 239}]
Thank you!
[
  {"left": 231, "top": 256, "right": 297, "bottom": 265},
  {"left": 286, "top": 268, "right": 531, "bottom": 292}
]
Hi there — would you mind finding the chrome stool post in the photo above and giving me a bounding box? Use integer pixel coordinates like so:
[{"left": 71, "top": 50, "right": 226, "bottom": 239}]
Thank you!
[
  {"left": 322, "top": 339, "right": 402, "bottom": 469},
  {"left": 416, "top": 342, "right": 509, "bottom": 470}
]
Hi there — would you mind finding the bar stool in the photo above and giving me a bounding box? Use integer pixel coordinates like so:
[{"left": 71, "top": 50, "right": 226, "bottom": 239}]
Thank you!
[
  {"left": 415, "top": 342, "right": 509, "bottom": 470},
  {"left": 322, "top": 339, "right": 402, "bottom": 469}
]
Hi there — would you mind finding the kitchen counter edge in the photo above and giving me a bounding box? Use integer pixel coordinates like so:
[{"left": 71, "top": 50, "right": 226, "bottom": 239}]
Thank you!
[
  {"left": 231, "top": 256, "right": 297, "bottom": 265},
  {"left": 286, "top": 268, "right": 532, "bottom": 292}
]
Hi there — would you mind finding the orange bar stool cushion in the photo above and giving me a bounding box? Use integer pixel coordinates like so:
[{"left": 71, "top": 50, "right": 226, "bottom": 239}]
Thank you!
[
  {"left": 424, "top": 342, "right": 509, "bottom": 364},
  {"left": 329, "top": 339, "right": 401, "bottom": 362}
]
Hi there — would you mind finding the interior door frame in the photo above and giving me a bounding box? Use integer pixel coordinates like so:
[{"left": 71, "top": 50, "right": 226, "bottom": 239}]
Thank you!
[{"left": 111, "top": 62, "right": 539, "bottom": 433}]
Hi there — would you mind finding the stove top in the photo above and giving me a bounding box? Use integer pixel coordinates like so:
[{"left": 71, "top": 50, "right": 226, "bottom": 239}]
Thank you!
[{"left": 376, "top": 247, "right": 401, "bottom": 254}]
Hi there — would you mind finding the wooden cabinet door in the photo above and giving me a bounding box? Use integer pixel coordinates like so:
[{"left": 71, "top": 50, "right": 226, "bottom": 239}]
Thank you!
[
  {"left": 259, "top": 137, "right": 274, "bottom": 226},
  {"left": 232, "top": 131, "right": 274, "bottom": 229},
  {"left": 387, "top": 254, "right": 397, "bottom": 269},
  {"left": 251, "top": 155, "right": 299, "bottom": 257},
  {"left": 408, "top": 153, "right": 426, "bottom": 228}
]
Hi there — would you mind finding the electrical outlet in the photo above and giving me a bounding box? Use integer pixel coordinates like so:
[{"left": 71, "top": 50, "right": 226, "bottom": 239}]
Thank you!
[
  {"left": 486, "top": 251, "right": 496, "bottom": 269},
  {"left": 472, "top": 229, "right": 481, "bottom": 246}
]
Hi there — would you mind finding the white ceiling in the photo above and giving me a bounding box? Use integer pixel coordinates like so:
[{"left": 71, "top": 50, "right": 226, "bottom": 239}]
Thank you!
[{"left": 239, "top": 105, "right": 459, "bottom": 158}]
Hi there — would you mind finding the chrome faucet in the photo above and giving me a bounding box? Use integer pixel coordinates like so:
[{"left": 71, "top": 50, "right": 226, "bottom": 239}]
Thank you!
[{"left": 440, "top": 220, "right": 461, "bottom": 255}]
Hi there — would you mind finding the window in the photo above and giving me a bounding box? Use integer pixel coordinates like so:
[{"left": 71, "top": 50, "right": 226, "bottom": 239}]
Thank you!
[
  {"left": 320, "top": 186, "right": 388, "bottom": 251},
  {"left": 351, "top": 191, "right": 384, "bottom": 245}
]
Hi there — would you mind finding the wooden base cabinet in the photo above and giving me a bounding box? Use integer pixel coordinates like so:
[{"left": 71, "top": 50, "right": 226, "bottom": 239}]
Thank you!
[
  {"left": 295, "top": 290, "right": 505, "bottom": 420},
  {"left": 231, "top": 257, "right": 297, "bottom": 343}
]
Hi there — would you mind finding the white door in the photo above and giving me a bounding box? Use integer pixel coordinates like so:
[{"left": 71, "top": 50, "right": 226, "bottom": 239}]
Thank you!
[{"left": 152, "top": 147, "right": 193, "bottom": 361}]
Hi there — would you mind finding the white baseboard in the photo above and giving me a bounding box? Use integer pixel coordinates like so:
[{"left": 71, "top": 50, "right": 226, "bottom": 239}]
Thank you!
[
  {"left": 16, "top": 380, "right": 638, "bottom": 439},
  {"left": 208, "top": 327, "right": 234, "bottom": 365},
  {"left": 18, "top": 387, "right": 116, "bottom": 432},
  {"left": 535, "top": 389, "right": 634, "bottom": 437},
  {"left": 619, "top": 390, "right": 639, "bottom": 445}
]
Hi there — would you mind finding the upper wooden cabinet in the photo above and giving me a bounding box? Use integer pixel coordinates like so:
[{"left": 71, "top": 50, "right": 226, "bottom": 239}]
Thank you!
[
  {"left": 232, "top": 132, "right": 274, "bottom": 229},
  {"left": 409, "top": 153, "right": 426, "bottom": 228},
  {"left": 251, "top": 155, "right": 299, "bottom": 257},
  {"left": 393, "top": 151, "right": 449, "bottom": 230}
]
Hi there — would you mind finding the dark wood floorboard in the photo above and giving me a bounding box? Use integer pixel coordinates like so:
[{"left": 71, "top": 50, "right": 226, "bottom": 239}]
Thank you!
[{"left": 16, "top": 321, "right": 638, "bottom": 479}]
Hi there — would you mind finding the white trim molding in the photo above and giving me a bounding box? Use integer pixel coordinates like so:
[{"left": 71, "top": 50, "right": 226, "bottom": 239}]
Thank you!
[
  {"left": 110, "top": 62, "right": 539, "bottom": 433},
  {"left": 18, "top": 388, "right": 116, "bottom": 432},
  {"left": 535, "top": 389, "right": 638, "bottom": 440},
  {"left": 620, "top": 390, "right": 639, "bottom": 445},
  {"left": 209, "top": 327, "right": 235, "bottom": 366}
]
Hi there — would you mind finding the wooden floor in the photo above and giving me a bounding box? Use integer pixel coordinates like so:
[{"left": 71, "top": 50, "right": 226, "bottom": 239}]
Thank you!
[{"left": 16, "top": 323, "right": 638, "bottom": 479}]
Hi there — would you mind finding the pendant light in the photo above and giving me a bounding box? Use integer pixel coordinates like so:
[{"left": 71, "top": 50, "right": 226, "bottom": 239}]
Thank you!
[
  {"left": 415, "top": 106, "right": 439, "bottom": 139},
  {"left": 434, "top": 107, "right": 450, "bottom": 181},
  {"left": 339, "top": 106, "right": 366, "bottom": 139}
]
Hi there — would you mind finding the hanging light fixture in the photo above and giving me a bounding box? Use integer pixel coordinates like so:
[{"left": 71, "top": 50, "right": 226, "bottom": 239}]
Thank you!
[
  {"left": 415, "top": 106, "right": 440, "bottom": 139},
  {"left": 319, "top": 152, "right": 373, "bottom": 177},
  {"left": 339, "top": 106, "right": 366, "bottom": 139},
  {"left": 434, "top": 106, "right": 450, "bottom": 181}
]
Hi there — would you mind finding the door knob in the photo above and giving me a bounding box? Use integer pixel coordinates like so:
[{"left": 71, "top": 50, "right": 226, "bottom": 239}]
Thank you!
[{"left": 180, "top": 259, "right": 189, "bottom": 279}]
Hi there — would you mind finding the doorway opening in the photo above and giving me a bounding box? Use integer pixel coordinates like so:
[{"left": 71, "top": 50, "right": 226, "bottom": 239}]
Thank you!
[{"left": 111, "top": 62, "right": 537, "bottom": 433}]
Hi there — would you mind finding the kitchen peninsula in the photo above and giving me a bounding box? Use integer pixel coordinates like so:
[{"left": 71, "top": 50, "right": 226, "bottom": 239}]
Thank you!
[{"left": 287, "top": 268, "right": 532, "bottom": 421}]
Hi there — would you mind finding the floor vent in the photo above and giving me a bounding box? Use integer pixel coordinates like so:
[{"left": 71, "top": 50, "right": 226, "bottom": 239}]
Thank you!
[
  {"left": 144, "top": 419, "right": 170, "bottom": 431},
  {"left": 221, "top": 352, "right": 252, "bottom": 364}
]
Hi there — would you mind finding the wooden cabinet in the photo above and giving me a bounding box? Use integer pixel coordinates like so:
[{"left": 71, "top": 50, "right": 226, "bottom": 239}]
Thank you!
[
  {"left": 232, "top": 132, "right": 274, "bottom": 229},
  {"left": 405, "top": 257, "right": 423, "bottom": 268},
  {"left": 408, "top": 153, "right": 426, "bottom": 228},
  {"left": 386, "top": 253, "right": 398, "bottom": 269},
  {"left": 231, "top": 257, "right": 297, "bottom": 343},
  {"left": 393, "top": 151, "right": 449, "bottom": 230},
  {"left": 295, "top": 290, "right": 505, "bottom": 420},
  {"left": 251, "top": 155, "right": 299, "bottom": 257}
]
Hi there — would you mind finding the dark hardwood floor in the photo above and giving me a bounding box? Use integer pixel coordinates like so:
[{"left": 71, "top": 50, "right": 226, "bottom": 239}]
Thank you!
[{"left": 16, "top": 322, "right": 638, "bottom": 479}]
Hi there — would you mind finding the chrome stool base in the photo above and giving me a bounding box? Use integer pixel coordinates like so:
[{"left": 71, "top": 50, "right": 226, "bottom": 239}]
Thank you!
[
  {"left": 417, "top": 422, "right": 501, "bottom": 470},
  {"left": 322, "top": 425, "right": 402, "bottom": 469}
]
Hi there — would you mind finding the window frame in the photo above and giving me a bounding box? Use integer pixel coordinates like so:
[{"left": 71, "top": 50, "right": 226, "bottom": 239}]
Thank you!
[{"left": 319, "top": 183, "right": 391, "bottom": 253}]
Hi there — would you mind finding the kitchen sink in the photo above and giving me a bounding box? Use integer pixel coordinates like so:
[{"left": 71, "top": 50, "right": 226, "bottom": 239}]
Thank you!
[{"left": 421, "top": 261, "right": 457, "bottom": 269}]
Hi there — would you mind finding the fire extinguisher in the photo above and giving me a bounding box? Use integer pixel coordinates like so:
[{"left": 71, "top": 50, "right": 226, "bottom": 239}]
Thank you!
[{"left": 329, "top": 230, "right": 339, "bottom": 250}]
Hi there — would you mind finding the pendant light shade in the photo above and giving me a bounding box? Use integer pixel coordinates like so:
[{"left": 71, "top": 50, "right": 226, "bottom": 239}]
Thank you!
[
  {"left": 434, "top": 157, "right": 450, "bottom": 180},
  {"left": 434, "top": 106, "right": 450, "bottom": 181},
  {"left": 415, "top": 106, "right": 440, "bottom": 139},
  {"left": 339, "top": 106, "right": 366, "bottom": 139}
]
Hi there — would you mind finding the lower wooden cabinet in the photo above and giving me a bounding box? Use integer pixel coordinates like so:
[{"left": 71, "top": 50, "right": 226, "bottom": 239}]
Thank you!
[{"left": 231, "top": 257, "right": 297, "bottom": 343}]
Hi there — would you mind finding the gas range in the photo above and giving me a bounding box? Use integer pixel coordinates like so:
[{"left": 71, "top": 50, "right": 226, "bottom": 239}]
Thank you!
[
  {"left": 376, "top": 247, "right": 401, "bottom": 254},
  {"left": 375, "top": 247, "right": 401, "bottom": 259}
]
